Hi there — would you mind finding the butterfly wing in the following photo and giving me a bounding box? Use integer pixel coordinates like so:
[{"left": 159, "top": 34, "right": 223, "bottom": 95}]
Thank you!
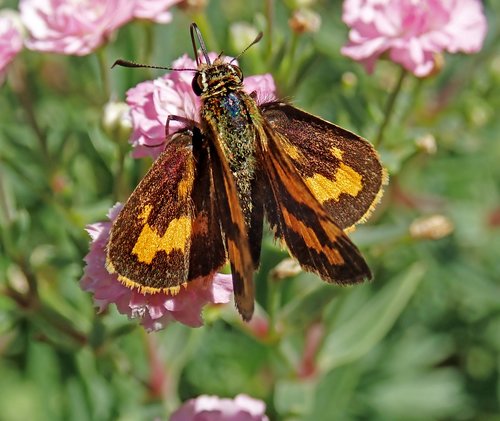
[
  {"left": 255, "top": 121, "right": 371, "bottom": 284},
  {"left": 262, "top": 102, "right": 386, "bottom": 231},
  {"left": 208, "top": 139, "right": 256, "bottom": 321},
  {"left": 106, "top": 129, "right": 226, "bottom": 294}
]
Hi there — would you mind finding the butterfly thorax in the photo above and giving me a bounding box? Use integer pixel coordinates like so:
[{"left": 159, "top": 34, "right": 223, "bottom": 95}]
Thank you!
[{"left": 196, "top": 62, "right": 260, "bottom": 222}]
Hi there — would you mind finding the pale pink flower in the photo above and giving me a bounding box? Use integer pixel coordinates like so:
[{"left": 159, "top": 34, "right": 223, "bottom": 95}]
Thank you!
[
  {"left": 126, "top": 54, "right": 276, "bottom": 158},
  {"left": 80, "top": 203, "right": 233, "bottom": 331},
  {"left": 0, "top": 12, "right": 24, "bottom": 82},
  {"left": 132, "top": 0, "right": 182, "bottom": 24},
  {"left": 20, "top": 0, "right": 135, "bottom": 55},
  {"left": 171, "top": 394, "right": 270, "bottom": 421},
  {"left": 341, "top": 0, "right": 488, "bottom": 77}
]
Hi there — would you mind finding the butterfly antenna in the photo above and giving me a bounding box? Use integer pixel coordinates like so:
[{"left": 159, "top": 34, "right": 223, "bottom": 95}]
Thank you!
[
  {"left": 111, "top": 59, "right": 196, "bottom": 72},
  {"left": 190, "top": 23, "right": 211, "bottom": 67},
  {"left": 230, "top": 32, "right": 263, "bottom": 63}
]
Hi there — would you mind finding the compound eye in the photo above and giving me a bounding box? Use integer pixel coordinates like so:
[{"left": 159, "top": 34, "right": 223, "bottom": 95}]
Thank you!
[
  {"left": 232, "top": 65, "right": 244, "bottom": 82},
  {"left": 191, "top": 73, "right": 203, "bottom": 96}
]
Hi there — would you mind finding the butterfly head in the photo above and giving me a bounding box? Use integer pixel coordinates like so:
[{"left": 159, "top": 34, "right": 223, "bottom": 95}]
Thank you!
[{"left": 191, "top": 60, "right": 244, "bottom": 97}]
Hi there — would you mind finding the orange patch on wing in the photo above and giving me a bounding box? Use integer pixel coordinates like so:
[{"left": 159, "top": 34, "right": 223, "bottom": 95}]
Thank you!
[
  {"left": 330, "top": 147, "right": 344, "bottom": 160},
  {"left": 283, "top": 141, "right": 301, "bottom": 160},
  {"left": 177, "top": 158, "right": 195, "bottom": 200},
  {"left": 282, "top": 207, "right": 345, "bottom": 266},
  {"left": 132, "top": 215, "right": 192, "bottom": 264},
  {"left": 305, "top": 163, "right": 362, "bottom": 203}
]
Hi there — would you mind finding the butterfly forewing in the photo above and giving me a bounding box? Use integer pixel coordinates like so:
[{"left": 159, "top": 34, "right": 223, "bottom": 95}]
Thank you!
[
  {"left": 255, "top": 122, "right": 371, "bottom": 284},
  {"left": 106, "top": 129, "right": 227, "bottom": 294},
  {"left": 262, "top": 102, "right": 386, "bottom": 231},
  {"left": 208, "top": 137, "right": 256, "bottom": 320}
]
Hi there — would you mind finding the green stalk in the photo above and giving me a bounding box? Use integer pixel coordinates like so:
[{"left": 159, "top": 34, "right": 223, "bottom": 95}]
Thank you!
[
  {"left": 265, "top": 0, "right": 274, "bottom": 56},
  {"left": 96, "top": 48, "right": 111, "bottom": 100},
  {"left": 374, "top": 66, "right": 407, "bottom": 147}
]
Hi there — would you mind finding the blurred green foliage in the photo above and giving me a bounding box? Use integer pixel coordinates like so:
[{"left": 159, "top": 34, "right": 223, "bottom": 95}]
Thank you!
[{"left": 1, "top": 0, "right": 500, "bottom": 420}]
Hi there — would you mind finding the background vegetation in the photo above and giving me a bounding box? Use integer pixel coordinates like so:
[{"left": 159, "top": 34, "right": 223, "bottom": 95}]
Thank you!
[{"left": 1, "top": 0, "right": 499, "bottom": 419}]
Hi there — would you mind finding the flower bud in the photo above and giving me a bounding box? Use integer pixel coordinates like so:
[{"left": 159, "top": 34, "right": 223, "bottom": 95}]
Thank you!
[
  {"left": 409, "top": 214, "right": 454, "bottom": 240},
  {"left": 102, "top": 101, "right": 132, "bottom": 140},
  {"left": 177, "top": 0, "right": 208, "bottom": 13},
  {"left": 415, "top": 133, "right": 437, "bottom": 155},
  {"left": 271, "top": 258, "right": 302, "bottom": 280},
  {"left": 341, "top": 71, "right": 358, "bottom": 88},
  {"left": 289, "top": 8, "right": 321, "bottom": 34}
]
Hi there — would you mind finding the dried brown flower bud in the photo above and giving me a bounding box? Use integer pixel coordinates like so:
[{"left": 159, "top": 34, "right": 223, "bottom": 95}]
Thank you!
[
  {"left": 289, "top": 8, "right": 321, "bottom": 34},
  {"left": 271, "top": 258, "right": 302, "bottom": 280},
  {"left": 409, "top": 214, "right": 454, "bottom": 240}
]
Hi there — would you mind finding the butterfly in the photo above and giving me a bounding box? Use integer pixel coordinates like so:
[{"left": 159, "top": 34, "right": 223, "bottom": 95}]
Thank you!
[{"left": 106, "top": 23, "right": 386, "bottom": 321}]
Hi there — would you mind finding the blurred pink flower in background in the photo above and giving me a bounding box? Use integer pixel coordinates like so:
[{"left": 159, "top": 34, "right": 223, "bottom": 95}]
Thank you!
[
  {"left": 126, "top": 54, "right": 276, "bottom": 158},
  {"left": 80, "top": 203, "right": 233, "bottom": 331},
  {"left": 19, "top": 0, "right": 180, "bottom": 56},
  {"left": 0, "top": 12, "right": 24, "bottom": 82},
  {"left": 341, "top": 0, "right": 487, "bottom": 77},
  {"left": 171, "top": 394, "right": 269, "bottom": 421},
  {"left": 20, "top": 0, "right": 133, "bottom": 55},
  {"left": 132, "top": 0, "right": 182, "bottom": 23}
]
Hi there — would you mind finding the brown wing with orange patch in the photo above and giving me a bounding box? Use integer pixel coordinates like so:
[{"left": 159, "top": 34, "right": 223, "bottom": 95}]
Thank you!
[
  {"left": 255, "top": 121, "right": 372, "bottom": 284},
  {"left": 262, "top": 102, "right": 386, "bottom": 231},
  {"left": 106, "top": 129, "right": 226, "bottom": 295}
]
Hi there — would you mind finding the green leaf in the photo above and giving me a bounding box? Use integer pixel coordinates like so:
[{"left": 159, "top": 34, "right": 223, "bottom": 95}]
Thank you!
[{"left": 318, "top": 263, "right": 426, "bottom": 371}]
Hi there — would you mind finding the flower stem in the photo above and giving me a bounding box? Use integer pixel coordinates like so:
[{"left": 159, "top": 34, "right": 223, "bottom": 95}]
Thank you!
[
  {"left": 267, "top": 272, "right": 282, "bottom": 337},
  {"left": 10, "top": 62, "right": 50, "bottom": 164},
  {"left": 265, "top": 0, "right": 274, "bottom": 56},
  {"left": 112, "top": 142, "right": 129, "bottom": 203},
  {"left": 96, "top": 48, "right": 111, "bottom": 101},
  {"left": 374, "top": 66, "right": 407, "bottom": 147}
]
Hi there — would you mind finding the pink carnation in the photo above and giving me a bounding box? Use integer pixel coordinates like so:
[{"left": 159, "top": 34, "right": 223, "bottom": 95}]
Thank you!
[
  {"left": 126, "top": 54, "right": 276, "bottom": 158},
  {"left": 20, "top": 0, "right": 135, "bottom": 55},
  {"left": 171, "top": 394, "right": 270, "bottom": 421},
  {"left": 341, "top": 0, "right": 487, "bottom": 77},
  {"left": 132, "top": 0, "right": 182, "bottom": 24},
  {"left": 0, "top": 13, "right": 23, "bottom": 82},
  {"left": 80, "top": 203, "right": 233, "bottom": 331}
]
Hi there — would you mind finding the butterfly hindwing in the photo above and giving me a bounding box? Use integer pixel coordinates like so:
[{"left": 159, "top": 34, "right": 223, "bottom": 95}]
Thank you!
[
  {"left": 262, "top": 102, "right": 386, "bottom": 231},
  {"left": 256, "top": 122, "right": 372, "bottom": 284},
  {"left": 106, "top": 129, "right": 226, "bottom": 294},
  {"left": 188, "top": 133, "right": 227, "bottom": 281}
]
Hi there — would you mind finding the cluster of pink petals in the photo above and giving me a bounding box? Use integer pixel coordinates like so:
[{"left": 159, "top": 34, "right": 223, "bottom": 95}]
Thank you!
[
  {"left": 341, "top": 0, "right": 488, "bottom": 77},
  {"left": 0, "top": 13, "right": 23, "bottom": 82},
  {"left": 80, "top": 203, "right": 233, "bottom": 331},
  {"left": 126, "top": 54, "right": 276, "bottom": 158},
  {"left": 132, "top": 0, "right": 181, "bottom": 24},
  {"left": 171, "top": 394, "right": 269, "bottom": 421},
  {"left": 19, "top": 0, "right": 180, "bottom": 56}
]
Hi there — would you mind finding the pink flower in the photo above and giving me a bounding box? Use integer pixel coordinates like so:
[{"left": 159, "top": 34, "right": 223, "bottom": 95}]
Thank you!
[
  {"left": 132, "top": 0, "right": 182, "bottom": 24},
  {"left": 126, "top": 54, "right": 276, "bottom": 158},
  {"left": 20, "top": 0, "right": 135, "bottom": 55},
  {"left": 80, "top": 203, "right": 233, "bottom": 331},
  {"left": 171, "top": 394, "right": 269, "bottom": 421},
  {"left": 0, "top": 12, "right": 24, "bottom": 82},
  {"left": 341, "top": 0, "right": 488, "bottom": 77}
]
